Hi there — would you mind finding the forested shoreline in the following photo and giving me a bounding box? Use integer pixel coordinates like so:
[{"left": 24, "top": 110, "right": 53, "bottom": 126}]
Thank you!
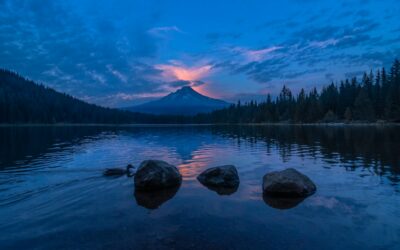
[
  {"left": 1, "top": 59, "right": 399, "bottom": 124},
  {"left": 0, "top": 69, "right": 189, "bottom": 124},
  {"left": 208, "top": 59, "right": 400, "bottom": 123}
]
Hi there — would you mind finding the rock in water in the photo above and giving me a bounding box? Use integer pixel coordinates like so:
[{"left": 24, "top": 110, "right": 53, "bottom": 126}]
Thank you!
[
  {"left": 134, "top": 160, "right": 182, "bottom": 191},
  {"left": 197, "top": 165, "right": 240, "bottom": 189},
  {"left": 262, "top": 168, "right": 316, "bottom": 197}
]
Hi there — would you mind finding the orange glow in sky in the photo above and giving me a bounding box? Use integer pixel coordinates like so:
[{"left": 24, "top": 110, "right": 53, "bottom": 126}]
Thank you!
[
  {"left": 156, "top": 64, "right": 212, "bottom": 82},
  {"left": 155, "top": 63, "right": 217, "bottom": 97},
  {"left": 192, "top": 84, "right": 214, "bottom": 98}
]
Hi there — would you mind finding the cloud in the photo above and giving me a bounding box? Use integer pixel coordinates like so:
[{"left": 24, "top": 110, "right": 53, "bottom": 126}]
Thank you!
[
  {"left": 166, "top": 79, "right": 204, "bottom": 88},
  {"left": 147, "top": 26, "right": 183, "bottom": 37},
  {"left": 218, "top": 13, "right": 386, "bottom": 86},
  {"left": 168, "top": 80, "right": 192, "bottom": 88},
  {"left": 243, "top": 47, "right": 284, "bottom": 62},
  {"left": 87, "top": 70, "right": 106, "bottom": 84},
  {"left": 1, "top": 0, "right": 398, "bottom": 106},
  {"left": 293, "top": 25, "right": 341, "bottom": 42},
  {"left": 309, "top": 38, "right": 340, "bottom": 48},
  {"left": 0, "top": 0, "right": 171, "bottom": 106},
  {"left": 106, "top": 64, "right": 128, "bottom": 83},
  {"left": 42, "top": 66, "right": 75, "bottom": 82},
  {"left": 156, "top": 63, "right": 213, "bottom": 81},
  {"left": 227, "top": 46, "right": 284, "bottom": 63}
]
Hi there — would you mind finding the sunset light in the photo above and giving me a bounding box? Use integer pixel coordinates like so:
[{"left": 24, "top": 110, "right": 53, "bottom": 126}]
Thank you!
[{"left": 1, "top": 1, "right": 399, "bottom": 249}]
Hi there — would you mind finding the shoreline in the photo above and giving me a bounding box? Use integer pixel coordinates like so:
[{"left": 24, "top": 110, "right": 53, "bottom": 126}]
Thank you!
[{"left": 0, "top": 122, "right": 399, "bottom": 127}]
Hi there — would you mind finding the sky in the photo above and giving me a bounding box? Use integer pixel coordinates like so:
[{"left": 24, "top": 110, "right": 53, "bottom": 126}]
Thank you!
[{"left": 0, "top": 0, "right": 399, "bottom": 107}]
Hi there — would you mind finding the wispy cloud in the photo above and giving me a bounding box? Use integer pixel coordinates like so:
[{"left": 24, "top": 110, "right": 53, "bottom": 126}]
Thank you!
[
  {"left": 77, "top": 64, "right": 107, "bottom": 85},
  {"left": 106, "top": 64, "right": 128, "bottom": 83},
  {"left": 309, "top": 38, "right": 341, "bottom": 48},
  {"left": 147, "top": 26, "right": 183, "bottom": 37},
  {"left": 229, "top": 46, "right": 283, "bottom": 62}
]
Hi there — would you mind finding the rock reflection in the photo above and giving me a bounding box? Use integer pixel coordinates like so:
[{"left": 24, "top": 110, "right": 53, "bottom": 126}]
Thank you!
[
  {"left": 262, "top": 194, "right": 305, "bottom": 210},
  {"left": 134, "top": 185, "right": 180, "bottom": 209},
  {"left": 201, "top": 184, "right": 239, "bottom": 195}
]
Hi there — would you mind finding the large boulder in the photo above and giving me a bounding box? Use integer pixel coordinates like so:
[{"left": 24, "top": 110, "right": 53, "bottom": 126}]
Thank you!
[
  {"left": 262, "top": 168, "right": 316, "bottom": 197},
  {"left": 197, "top": 165, "right": 240, "bottom": 190},
  {"left": 134, "top": 160, "right": 182, "bottom": 191}
]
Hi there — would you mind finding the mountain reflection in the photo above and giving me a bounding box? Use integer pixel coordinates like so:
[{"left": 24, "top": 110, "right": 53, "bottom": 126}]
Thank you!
[{"left": 0, "top": 125, "right": 399, "bottom": 187}]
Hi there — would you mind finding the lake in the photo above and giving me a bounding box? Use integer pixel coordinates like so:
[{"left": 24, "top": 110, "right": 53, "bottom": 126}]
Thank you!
[{"left": 0, "top": 125, "right": 399, "bottom": 250}]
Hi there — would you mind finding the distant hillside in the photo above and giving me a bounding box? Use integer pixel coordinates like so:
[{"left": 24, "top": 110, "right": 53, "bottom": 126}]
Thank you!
[
  {"left": 0, "top": 69, "right": 190, "bottom": 124},
  {"left": 126, "top": 86, "right": 230, "bottom": 115}
]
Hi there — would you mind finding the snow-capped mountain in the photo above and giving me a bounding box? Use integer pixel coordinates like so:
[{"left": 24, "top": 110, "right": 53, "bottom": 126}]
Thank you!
[{"left": 126, "top": 86, "right": 230, "bottom": 115}]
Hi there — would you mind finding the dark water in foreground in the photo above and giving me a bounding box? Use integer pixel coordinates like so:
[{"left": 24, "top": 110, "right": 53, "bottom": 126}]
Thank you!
[{"left": 0, "top": 125, "right": 399, "bottom": 250}]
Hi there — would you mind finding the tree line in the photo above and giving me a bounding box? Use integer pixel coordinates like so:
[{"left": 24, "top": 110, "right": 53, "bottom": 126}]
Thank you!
[
  {"left": 0, "top": 69, "right": 190, "bottom": 124},
  {"left": 1, "top": 59, "right": 399, "bottom": 124},
  {"left": 207, "top": 59, "right": 400, "bottom": 123}
]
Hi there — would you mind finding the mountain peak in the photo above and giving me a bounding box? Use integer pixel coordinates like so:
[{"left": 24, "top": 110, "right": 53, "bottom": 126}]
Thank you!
[
  {"left": 178, "top": 86, "right": 195, "bottom": 91},
  {"left": 173, "top": 86, "right": 197, "bottom": 95},
  {"left": 127, "top": 85, "right": 230, "bottom": 115}
]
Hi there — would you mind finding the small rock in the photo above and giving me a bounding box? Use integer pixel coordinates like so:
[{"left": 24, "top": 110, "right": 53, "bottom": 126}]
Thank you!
[
  {"left": 134, "top": 160, "right": 182, "bottom": 191},
  {"left": 262, "top": 168, "right": 316, "bottom": 197},
  {"left": 197, "top": 165, "right": 240, "bottom": 189}
]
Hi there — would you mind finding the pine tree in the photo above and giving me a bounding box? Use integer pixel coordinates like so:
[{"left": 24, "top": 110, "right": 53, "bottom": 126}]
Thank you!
[
  {"left": 374, "top": 70, "right": 382, "bottom": 118},
  {"left": 344, "top": 107, "right": 352, "bottom": 122},
  {"left": 353, "top": 88, "right": 375, "bottom": 121},
  {"left": 295, "top": 89, "right": 307, "bottom": 122},
  {"left": 385, "top": 59, "right": 400, "bottom": 121}
]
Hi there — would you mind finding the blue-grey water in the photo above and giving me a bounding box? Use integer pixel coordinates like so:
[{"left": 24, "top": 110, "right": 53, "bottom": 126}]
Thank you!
[{"left": 0, "top": 125, "right": 399, "bottom": 250}]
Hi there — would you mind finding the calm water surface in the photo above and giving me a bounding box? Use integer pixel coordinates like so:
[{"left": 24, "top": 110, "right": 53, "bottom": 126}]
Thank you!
[{"left": 0, "top": 125, "right": 399, "bottom": 250}]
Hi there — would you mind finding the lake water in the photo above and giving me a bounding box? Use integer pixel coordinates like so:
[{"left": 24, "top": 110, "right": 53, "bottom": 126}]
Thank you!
[{"left": 0, "top": 125, "right": 399, "bottom": 250}]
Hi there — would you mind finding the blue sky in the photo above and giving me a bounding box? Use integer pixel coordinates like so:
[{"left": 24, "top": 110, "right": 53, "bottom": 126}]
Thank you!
[{"left": 1, "top": 0, "right": 399, "bottom": 107}]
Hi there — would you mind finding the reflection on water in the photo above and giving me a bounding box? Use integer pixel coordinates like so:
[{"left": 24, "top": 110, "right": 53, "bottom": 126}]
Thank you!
[
  {"left": 134, "top": 185, "right": 181, "bottom": 210},
  {"left": 0, "top": 125, "right": 399, "bottom": 250},
  {"left": 263, "top": 194, "right": 305, "bottom": 209},
  {"left": 199, "top": 183, "right": 239, "bottom": 195}
]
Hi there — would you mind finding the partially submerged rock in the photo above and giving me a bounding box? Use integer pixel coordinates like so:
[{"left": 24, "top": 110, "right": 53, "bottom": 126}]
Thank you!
[
  {"left": 262, "top": 168, "right": 316, "bottom": 197},
  {"left": 197, "top": 165, "right": 240, "bottom": 194},
  {"left": 134, "top": 160, "right": 182, "bottom": 191}
]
